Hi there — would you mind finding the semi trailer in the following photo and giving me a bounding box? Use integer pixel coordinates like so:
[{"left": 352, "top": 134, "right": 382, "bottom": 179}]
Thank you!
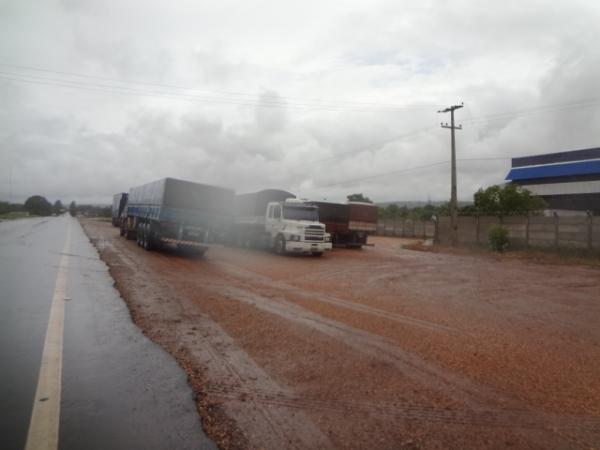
[
  {"left": 111, "top": 192, "right": 128, "bottom": 227},
  {"left": 120, "top": 177, "right": 234, "bottom": 255},
  {"left": 310, "top": 201, "right": 378, "bottom": 248},
  {"left": 231, "top": 189, "right": 332, "bottom": 256}
]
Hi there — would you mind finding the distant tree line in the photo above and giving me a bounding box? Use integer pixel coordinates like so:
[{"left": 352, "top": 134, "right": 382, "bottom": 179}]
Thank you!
[
  {"left": 69, "top": 201, "right": 111, "bottom": 218},
  {"left": 376, "top": 184, "right": 545, "bottom": 222},
  {"left": 1, "top": 196, "right": 110, "bottom": 218},
  {"left": 0, "top": 201, "right": 25, "bottom": 215},
  {"left": 378, "top": 203, "right": 451, "bottom": 221}
]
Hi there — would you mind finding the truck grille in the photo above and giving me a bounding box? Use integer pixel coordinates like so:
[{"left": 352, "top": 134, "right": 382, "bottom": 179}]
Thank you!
[{"left": 304, "top": 226, "right": 324, "bottom": 241}]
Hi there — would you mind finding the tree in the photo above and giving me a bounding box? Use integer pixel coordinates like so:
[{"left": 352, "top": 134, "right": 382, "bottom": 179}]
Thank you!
[
  {"left": 24, "top": 195, "right": 52, "bottom": 216},
  {"left": 474, "top": 184, "right": 546, "bottom": 216},
  {"left": 347, "top": 193, "right": 372, "bottom": 203},
  {"left": 52, "top": 200, "right": 64, "bottom": 215},
  {"left": 0, "top": 202, "right": 23, "bottom": 215},
  {"left": 69, "top": 201, "right": 77, "bottom": 217}
]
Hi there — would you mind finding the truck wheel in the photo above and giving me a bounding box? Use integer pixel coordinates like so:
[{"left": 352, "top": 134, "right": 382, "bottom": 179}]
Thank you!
[
  {"left": 137, "top": 224, "right": 144, "bottom": 247},
  {"left": 274, "top": 235, "right": 286, "bottom": 255},
  {"left": 311, "top": 252, "right": 323, "bottom": 257},
  {"left": 143, "top": 225, "right": 153, "bottom": 251}
]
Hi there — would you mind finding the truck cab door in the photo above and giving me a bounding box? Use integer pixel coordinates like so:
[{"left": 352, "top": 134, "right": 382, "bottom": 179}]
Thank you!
[{"left": 265, "top": 204, "right": 281, "bottom": 236}]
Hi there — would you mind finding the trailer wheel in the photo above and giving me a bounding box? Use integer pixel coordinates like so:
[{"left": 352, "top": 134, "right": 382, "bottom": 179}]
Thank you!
[
  {"left": 143, "top": 224, "right": 153, "bottom": 251},
  {"left": 274, "top": 235, "right": 286, "bottom": 255}
]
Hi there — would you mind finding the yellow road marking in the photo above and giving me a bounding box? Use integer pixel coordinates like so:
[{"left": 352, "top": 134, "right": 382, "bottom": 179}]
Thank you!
[{"left": 25, "top": 220, "right": 71, "bottom": 450}]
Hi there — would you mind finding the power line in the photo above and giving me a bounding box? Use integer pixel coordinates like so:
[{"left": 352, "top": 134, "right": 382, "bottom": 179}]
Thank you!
[
  {"left": 0, "top": 71, "right": 440, "bottom": 113},
  {"left": 314, "top": 161, "right": 450, "bottom": 188},
  {"left": 463, "top": 97, "right": 600, "bottom": 123},
  {"left": 312, "top": 156, "right": 511, "bottom": 189},
  {"left": 0, "top": 61, "right": 443, "bottom": 110},
  {"left": 2, "top": 63, "right": 600, "bottom": 119}
]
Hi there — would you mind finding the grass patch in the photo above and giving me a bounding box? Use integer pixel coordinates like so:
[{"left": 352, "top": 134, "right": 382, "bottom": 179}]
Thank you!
[
  {"left": 0, "top": 211, "right": 33, "bottom": 220},
  {"left": 429, "top": 241, "right": 600, "bottom": 268}
]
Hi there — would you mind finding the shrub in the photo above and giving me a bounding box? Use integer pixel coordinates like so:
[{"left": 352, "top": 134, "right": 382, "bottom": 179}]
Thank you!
[{"left": 488, "top": 225, "right": 509, "bottom": 252}]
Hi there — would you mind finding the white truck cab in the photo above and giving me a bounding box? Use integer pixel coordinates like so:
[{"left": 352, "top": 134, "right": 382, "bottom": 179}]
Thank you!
[{"left": 265, "top": 199, "right": 332, "bottom": 255}]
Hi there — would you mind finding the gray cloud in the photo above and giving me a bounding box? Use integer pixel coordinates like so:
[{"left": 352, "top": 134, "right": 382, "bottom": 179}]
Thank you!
[{"left": 0, "top": 0, "right": 599, "bottom": 205}]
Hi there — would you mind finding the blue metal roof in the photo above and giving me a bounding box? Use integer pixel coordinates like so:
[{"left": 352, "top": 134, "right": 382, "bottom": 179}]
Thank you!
[
  {"left": 505, "top": 159, "right": 600, "bottom": 181},
  {"left": 511, "top": 147, "right": 600, "bottom": 167}
]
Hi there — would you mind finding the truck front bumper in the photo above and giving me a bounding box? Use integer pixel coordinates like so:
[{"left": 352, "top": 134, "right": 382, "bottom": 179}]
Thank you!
[{"left": 286, "top": 241, "right": 332, "bottom": 254}]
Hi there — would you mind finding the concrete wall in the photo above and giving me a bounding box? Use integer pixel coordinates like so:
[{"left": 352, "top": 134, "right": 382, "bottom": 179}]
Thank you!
[
  {"left": 377, "top": 214, "right": 600, "bottom": 250},
  {"left": 376, "top": 219, "right": 436, "bottom": 239}
]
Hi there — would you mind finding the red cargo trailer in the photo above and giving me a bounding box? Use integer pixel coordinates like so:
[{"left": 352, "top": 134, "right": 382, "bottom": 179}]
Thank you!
[{"left": 310, "top": 201, "right": 377, "bottom": 248}]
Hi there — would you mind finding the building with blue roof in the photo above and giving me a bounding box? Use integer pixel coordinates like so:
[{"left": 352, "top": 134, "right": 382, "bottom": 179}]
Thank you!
[{"left": 505, "top": 147, "right": 600, "bottom": 214}]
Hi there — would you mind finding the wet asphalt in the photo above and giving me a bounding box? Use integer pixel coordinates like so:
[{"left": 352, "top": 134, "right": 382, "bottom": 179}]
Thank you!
[{"left": 0, "top": 215, "right": 216, "bottom": 450}]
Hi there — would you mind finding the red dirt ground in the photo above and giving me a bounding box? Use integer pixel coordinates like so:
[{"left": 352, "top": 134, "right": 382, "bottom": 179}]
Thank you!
[{"left": 81, "top": 218, "right": 600, "bottom": 450}]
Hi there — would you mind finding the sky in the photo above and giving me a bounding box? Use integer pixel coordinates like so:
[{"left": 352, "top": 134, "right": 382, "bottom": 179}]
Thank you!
[{"left": 1, "top": 0, "right": 599, "bottom": 204}]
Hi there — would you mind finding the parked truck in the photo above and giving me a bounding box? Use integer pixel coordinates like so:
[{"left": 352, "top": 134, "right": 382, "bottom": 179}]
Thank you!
[
  {"left": 309, "top": 201, "right": 378, "bottom": 248},
  {"left": 231, "top": 189, "right": 332, "bottom": 256},
  {"left": 111, "top": 192, "right": 128, "bottom": 227},
  {"left": 120, "top": 177, "right": 234, "bottom": 255}
]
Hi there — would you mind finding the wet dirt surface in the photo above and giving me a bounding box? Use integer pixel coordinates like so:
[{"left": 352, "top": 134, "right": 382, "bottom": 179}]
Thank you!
[{"left": 81, "top": 218, "right": 600, "bottom": 449}]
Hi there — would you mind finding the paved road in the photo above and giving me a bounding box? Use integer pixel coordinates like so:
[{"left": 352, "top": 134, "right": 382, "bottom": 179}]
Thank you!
[{"left": 0, "top": 215, "right": 216, "bottom": 450}]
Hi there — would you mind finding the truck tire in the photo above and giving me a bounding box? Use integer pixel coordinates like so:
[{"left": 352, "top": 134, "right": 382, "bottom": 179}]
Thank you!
[
  {"left": 143, "top": 224, "right": 153, "bottom": 251},
  {"left": 274, "top": 235, "right": 286, "bottom": 255},
  {"left": 137, "top": 224, "right": 144, "bottom": 247},
  {"left": 311, "top": 252, "right": 323, "bottom": 257}
]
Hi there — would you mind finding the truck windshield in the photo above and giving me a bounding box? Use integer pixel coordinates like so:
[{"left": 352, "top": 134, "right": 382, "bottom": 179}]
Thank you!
[{"left": 282, "top": 205, "right": 318, "bottom": 221}]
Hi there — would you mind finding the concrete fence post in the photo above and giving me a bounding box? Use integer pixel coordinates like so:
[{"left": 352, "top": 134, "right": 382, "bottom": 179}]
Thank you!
[
  {"left": 433, "top": 216, "right": 439, "bottom": 243},
  {"left": 553, "top": 212, "right": 559, "bottom": 249},
  {"left": 587, "top": 211, "right": 593, "bottom": 250},
  {"left": 525, "top": 213, "right": 530, "bottom": 248}
]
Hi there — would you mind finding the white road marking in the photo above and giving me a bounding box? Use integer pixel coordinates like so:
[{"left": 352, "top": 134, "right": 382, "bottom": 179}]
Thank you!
[{"left": 25, "top": 221, "right": 71, "bottom": 450}]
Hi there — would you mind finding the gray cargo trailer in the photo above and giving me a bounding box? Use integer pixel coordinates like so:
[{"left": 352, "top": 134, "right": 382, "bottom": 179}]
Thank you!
[
  {"left": 111, "top": 192, "right": 128, "bottom": 227},
  {"left": 121, "top": 177, "right": 234, "bottom": 255}
]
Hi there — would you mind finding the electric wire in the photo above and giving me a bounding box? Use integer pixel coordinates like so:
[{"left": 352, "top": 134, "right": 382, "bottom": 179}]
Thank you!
[
  {"left": 0, "top": 62, "right": 443, "bottom": 110},
  {"left": 313, "top": 156, "right": 511, "bottom": 188}
]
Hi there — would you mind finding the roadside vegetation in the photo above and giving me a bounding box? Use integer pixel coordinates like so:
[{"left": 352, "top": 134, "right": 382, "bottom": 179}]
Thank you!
[{"left": 0, "top": 196, "right": 109, "bottom": 220}]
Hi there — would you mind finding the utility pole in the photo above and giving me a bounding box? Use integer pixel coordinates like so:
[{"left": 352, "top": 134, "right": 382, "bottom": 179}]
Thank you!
[{"left": 438, "top": 103, "right": 463, "bottom": 246}]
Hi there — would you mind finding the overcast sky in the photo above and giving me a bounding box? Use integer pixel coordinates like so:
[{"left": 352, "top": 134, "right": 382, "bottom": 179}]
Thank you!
[{"left": 1, "top": 0, "right": 599, "bottom": 204}]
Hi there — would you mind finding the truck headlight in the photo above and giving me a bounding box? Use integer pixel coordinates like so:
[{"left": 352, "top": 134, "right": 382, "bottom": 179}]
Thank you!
[{"left": 325, "top": 234, "right": 331, "bottom": 242}]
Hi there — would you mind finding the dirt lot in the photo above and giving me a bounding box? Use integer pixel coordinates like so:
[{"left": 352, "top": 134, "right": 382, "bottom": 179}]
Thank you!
[{"left": 81, "top": 218, "right": 600, "bottom": 449}]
